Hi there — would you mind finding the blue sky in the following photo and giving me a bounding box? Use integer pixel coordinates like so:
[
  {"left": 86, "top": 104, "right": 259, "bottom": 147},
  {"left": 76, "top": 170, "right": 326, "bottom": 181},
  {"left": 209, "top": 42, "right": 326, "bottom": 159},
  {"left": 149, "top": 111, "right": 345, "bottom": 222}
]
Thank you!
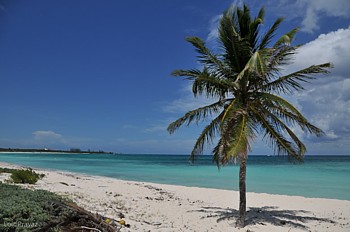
[{"left": 0, "top": 0, "right": 349, "bottom": 155}]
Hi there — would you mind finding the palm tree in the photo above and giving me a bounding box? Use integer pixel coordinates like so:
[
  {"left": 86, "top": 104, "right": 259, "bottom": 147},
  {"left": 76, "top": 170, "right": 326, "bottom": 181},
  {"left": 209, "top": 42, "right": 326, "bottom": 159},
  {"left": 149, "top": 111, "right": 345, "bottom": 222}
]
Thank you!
[{"left": 167, "top": 4, "right": 332, "bottom": 227}]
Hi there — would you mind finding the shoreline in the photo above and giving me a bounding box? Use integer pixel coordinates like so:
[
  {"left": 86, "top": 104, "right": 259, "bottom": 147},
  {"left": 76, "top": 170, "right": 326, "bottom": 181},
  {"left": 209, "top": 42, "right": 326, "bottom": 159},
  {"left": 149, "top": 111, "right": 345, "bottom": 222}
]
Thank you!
[
  {"left": 1, "top": 160, "right": 349, "bottom": 201},
  {"left": 1, "top": 162, "right": 350, "bottom": 231},
  {"left": 0, "top": 149, "right": 113, "bottom": 155},
  {"left": 0, "top": 151, "right": 105, "bottom": 155},
  {"left": 2, "top": 161, "right": 348, "bottom": 202}
]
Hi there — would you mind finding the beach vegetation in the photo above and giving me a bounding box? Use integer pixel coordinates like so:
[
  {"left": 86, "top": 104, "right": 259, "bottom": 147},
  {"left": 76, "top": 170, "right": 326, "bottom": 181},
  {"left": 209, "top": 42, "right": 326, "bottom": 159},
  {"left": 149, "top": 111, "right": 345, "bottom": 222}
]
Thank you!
[
  {"left": 0, "top": 183, "right": 69, "bottom": 231},
  {"left": 168, "top": 3, "right": 332, "bottom": 227},
  {"left": 9, "top": 168, "right": 45, "bottom": 184},
  {"left": 0, "top": 183, "right": 121, "bottom": 231},
  {"left": 0, "top": 167, "right": 15, "bottom": 174}
]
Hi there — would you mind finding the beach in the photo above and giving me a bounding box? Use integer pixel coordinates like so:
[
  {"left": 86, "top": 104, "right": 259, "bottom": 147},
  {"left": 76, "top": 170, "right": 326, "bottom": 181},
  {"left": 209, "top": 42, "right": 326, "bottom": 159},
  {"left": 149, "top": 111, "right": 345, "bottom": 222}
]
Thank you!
[{"left": 1, "top": 161, "right": 349, "bottom": 232}]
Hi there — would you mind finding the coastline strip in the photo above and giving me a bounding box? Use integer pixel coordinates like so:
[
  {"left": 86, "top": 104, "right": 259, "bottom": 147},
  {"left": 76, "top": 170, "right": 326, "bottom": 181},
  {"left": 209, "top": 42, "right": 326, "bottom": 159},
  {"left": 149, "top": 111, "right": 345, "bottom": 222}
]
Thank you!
[{"left": 0, "top": 161, "right": 349, "bottom": 231}]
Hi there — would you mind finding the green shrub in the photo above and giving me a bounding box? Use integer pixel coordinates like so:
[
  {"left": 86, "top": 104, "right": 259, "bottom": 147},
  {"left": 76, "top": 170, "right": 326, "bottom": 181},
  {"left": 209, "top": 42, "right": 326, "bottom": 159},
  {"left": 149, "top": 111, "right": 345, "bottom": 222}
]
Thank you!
[
  {"left": 10, "top": 169, "right": 44, "bottom": 184},
  {"left": 0, "top": 183, "right": 118, "bottom": 232},
  {"left": 0, "top": 183, "right": 74, "bottom": 232},
  {"left": 0, "top": 167, "right": 15, "bottom": 174}
]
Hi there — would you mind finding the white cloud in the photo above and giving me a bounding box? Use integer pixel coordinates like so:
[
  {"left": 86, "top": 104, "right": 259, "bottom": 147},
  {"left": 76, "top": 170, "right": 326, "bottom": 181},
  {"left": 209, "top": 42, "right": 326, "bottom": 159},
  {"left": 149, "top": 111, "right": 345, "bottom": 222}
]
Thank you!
[
  {"left": 29, "top": 130, "right": 66, "bottom": 148},
  {"left": 285, "top": 27, "right": 350, "bottom": 146},
  {"left": 205, "top": 0, "right": 350, "bottom": 44},
  {"left": 284, "top": 27, "right": 350, "bottom": 78},
  {"left": 298, "top": 79, "right": 350, "bottom": 138},
  {"left": 207, "top": 14, "right": 222, "bottom": 42},
  {"left": 32, "top": 130, "right": 62, "bottom": 141},
  {"left": 264, "top": 0, "right": 350, "bottom": 34},
  {"left": 30, "top": 130, "right": 102, "bottom": 149},
  {"left": 298, "top": 0, "right": 350, "bottom": 33},
  {"left": 241, "top": 0, "right": 350, "bottom": 34},
  {"left": 302, "top": 7, "right": 320, "bottom": 33}
]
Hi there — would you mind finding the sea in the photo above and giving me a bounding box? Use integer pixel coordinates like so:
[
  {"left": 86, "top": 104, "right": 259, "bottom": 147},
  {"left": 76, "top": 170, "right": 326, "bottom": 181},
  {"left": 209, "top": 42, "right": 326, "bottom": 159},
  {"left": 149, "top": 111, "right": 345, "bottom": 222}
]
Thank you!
[{"left": 0, "top": 153, "right": 349, "bottom": 201}]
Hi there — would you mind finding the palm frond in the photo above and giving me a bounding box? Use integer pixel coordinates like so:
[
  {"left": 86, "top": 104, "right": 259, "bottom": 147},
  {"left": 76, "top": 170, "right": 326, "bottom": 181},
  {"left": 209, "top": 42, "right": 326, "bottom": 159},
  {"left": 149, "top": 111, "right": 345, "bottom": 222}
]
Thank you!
[
  {"left": 269, "top": 105, "right": 324, "bottom": 136},
  {"left": 259, "top": 28, "right": 300, "bottom": 80},
  {"left": 171, "top": 69, "right": 202, "bottom": 79},
  {"left": 189, "top": 111, "right": 225, "bottom": 162},
  {"left": 221, "top": 99, "right": 237, "bottom": 123},
  {"left": 167, "top": 100, "right": 224, "bottom": 134},
  {"left": 185, "top": 37, "right": 230, "bottom": 76},
  {"left": 259, "top": 17, "right": 284, "bottom": 49},
  {"left": 257, "top": 93, "right": 324, "bottom": 136},
  {"left": 225, "top": 113, "right": 250, "bottom": 158},
  {"left": 281, "top": 124, "right": 306, "bottom": 156},
  {"left": 172, "top": 68, "right": 231, "bottom": 98},
  {"left": 248, "top": 7, "right": 265, "bottom": 51},
  {"left": 191, "top": 68, "right": 231, "bottom": 98},
  {"left": 235, "top": 50, "right": 268, "bottom": 88},
  {"left": 236, "top": 3, "right": 252, "bottom": 38},
  {"left": 265, "top": 45, "right": 297, "bottom": 79},
  {"left": 214, "top": 107, "right": 252, "bottom": 166},
  {"left": 218, "top": 7, "right": 252, "bottom": 73},
  {"left": 250, "top": 106, "right": 301, "bottom": 160},
  {"left": 258, "top": 104, "right": 307, "bottom": 157},
  {"left": 263, "top": 63, "right": 332, "bottom": 94},
  {"left": 212, "top": 138, "right": 226, "bottom": 167},
  {"left": 274, "top": 28, "right": 299, "bottom": 48}
]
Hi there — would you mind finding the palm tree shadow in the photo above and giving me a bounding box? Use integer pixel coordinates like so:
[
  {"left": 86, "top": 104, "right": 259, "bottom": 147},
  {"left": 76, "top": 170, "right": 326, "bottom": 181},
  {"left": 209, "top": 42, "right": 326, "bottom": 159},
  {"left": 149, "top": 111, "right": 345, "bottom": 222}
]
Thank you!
[{"left": 192, "top": 206, "right": 336, "bottom": 229}]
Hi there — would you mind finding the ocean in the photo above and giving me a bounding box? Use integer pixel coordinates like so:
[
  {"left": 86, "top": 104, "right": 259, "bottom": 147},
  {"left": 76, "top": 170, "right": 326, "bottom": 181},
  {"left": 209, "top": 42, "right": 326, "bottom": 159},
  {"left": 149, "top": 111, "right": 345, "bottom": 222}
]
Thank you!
[{"left": 0, "top": 153, "right": 349, "bottom": 200}]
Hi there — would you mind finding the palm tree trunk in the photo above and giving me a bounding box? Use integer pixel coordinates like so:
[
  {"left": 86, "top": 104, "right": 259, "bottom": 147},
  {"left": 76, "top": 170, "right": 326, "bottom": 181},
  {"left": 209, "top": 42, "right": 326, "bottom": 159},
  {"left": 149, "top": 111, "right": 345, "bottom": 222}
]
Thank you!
[{"left": 238, "top": 156, "right": 247, "bottom": 227}]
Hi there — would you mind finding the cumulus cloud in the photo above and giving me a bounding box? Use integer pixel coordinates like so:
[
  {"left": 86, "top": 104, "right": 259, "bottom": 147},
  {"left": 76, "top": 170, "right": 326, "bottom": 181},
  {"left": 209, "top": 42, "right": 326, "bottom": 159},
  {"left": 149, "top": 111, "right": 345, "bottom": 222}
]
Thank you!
[
  {"left": 264, "top": 0, "right": 350, "bottom": 34},
  {"left": 296, "top": 80, "right": 350, "bottom": 140},
  {"left": 285, "top": 27, "right": 350, "bottom": 145},
  {"left": 288, "top": 27, "right": 350, "bottom": 75},
  {"left": 33, "top": 130, "right": 62, "bottom": 140},
  {"left": 29, "top": 130, "right": 105, "bottom": 150},
  {"left": 298, "top": 0, "right": 350, "bottom": 33},
  {"left": 32, "top": 130, "right": 64, "bottom": 146}
]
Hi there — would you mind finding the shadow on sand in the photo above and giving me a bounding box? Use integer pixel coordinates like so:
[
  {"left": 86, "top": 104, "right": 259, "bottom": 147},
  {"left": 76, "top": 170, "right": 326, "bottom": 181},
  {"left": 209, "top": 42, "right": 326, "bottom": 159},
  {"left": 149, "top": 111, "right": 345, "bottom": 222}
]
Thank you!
[{"left": 192, "top": 206, "right": 336, "bottom": 229}]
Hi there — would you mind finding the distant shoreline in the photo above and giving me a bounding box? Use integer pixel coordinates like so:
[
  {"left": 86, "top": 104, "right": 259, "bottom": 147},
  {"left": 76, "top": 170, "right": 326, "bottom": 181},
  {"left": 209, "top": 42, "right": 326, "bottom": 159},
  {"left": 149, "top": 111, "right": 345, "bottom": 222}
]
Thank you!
[{"left": 0, "top": 148, "right": 113, "bottom": 155}]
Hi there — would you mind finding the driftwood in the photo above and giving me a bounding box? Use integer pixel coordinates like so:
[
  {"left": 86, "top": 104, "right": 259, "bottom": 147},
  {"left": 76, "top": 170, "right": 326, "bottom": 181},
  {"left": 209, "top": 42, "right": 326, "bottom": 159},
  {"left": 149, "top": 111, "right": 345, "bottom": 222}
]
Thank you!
[{"left": 33, "top": 200, "right": 121, "bottom": 232}]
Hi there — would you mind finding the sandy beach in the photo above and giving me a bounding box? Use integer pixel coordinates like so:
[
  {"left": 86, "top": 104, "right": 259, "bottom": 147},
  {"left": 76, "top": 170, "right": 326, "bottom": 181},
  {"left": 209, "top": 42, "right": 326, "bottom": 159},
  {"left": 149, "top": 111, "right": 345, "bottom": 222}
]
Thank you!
[{"left": 1, "top": 162, "right": 349, "bottom": 232}]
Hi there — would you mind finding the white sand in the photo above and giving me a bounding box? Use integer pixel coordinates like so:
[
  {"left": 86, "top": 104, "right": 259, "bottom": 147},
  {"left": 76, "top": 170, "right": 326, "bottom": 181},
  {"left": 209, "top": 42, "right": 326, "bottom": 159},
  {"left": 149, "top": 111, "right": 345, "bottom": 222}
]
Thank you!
[{"left": 1, "top": 162, "right": 349, "bottom": 232}]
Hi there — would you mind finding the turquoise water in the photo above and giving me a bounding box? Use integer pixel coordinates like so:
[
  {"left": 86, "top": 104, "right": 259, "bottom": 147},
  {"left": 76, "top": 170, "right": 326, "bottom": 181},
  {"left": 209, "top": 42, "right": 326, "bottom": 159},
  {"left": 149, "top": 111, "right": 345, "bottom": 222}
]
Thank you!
[{"left": 0, "top": 153, "right": 349, "bottom": 200}]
